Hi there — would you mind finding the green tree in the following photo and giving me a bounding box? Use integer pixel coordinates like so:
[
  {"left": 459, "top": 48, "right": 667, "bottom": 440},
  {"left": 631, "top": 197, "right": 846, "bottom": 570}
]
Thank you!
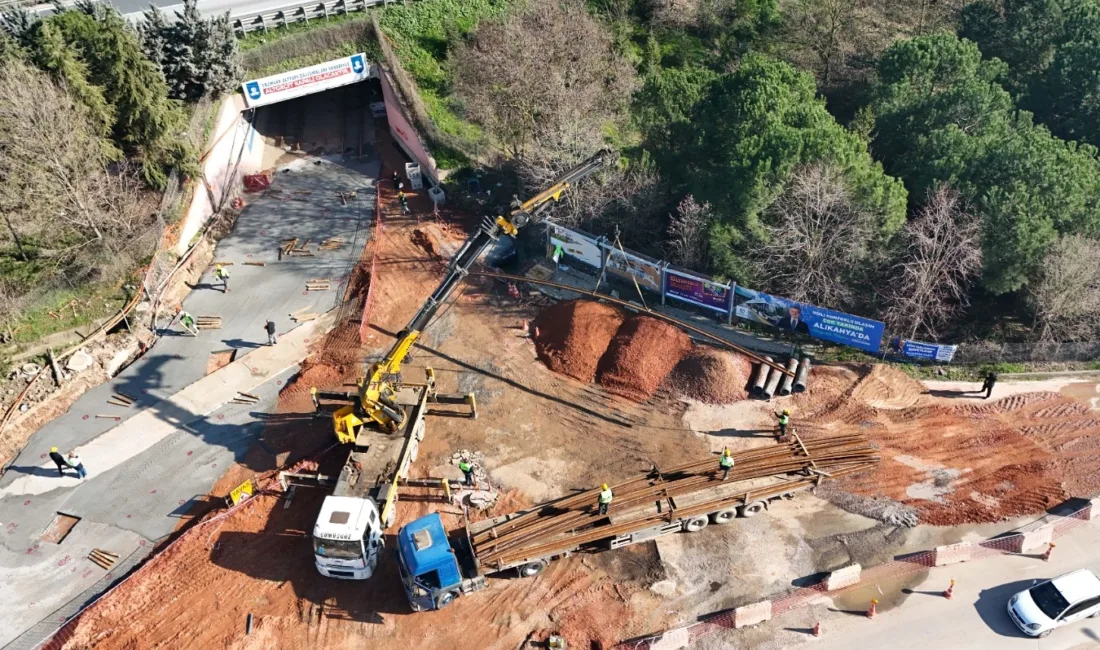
[
  {"left": 141, "top": 0, "right": 243, "bottom": 101},
  {"left": 959, "top": 0, "right": 1066, "bottom": 93},
  {"left": 668, "top": 54, "right": 906, "bottom": 282},
  {"left": 24, "top": 7, "right": 191, "bottom": 187},
  {"left": 871, "top": 33, "right": 1100, "bottom": 293},
  {"left": 1026, "top": 1, "right": 1100, "bottom": 147}
]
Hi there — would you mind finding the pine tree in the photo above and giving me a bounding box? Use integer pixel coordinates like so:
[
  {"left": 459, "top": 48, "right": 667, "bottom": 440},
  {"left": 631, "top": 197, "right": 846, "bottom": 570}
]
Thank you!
[{"left": 141, "top": 0, "right": 242, "bottom": 101}]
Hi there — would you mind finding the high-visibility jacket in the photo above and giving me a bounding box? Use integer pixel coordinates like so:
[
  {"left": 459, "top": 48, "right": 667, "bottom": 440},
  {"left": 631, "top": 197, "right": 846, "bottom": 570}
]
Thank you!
[
  {"left": 215, "top": 267, "right": 229, "bottom": 279},
  {"left": 181, "top": 314, "right": 194, "bottom": 327},
  {"left": 719, "top": 455, "right": 734, "bottom": 468},
  {"left": 598, "top": 489, "right": 613, "bottom": 504},
  {"left": 777, "top": 414, "right": 789, "bottom": 425},
  {"left": 459, "top": 461, "right": 472, "bottom": 473}
]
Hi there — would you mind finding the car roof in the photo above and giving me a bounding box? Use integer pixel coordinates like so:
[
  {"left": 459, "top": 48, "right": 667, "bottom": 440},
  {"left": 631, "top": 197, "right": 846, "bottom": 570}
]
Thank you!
[
  {"left": 398, "top": 512, "right": 453, "bottom": 576},
  {"left": 1052, "top": 569, "right": 1100, "bottom": 604}
]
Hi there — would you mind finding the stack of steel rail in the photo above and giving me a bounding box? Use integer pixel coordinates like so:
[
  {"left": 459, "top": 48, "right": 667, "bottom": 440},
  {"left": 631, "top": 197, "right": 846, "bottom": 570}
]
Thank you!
[{"left": 471, "top": 434, "right": 878, "bottom": 568}]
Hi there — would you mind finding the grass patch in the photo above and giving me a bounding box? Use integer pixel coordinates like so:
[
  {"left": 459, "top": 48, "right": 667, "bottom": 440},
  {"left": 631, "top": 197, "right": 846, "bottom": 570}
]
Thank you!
[{"left": 8, "top": 284, "right": 127, "bottom": 344}]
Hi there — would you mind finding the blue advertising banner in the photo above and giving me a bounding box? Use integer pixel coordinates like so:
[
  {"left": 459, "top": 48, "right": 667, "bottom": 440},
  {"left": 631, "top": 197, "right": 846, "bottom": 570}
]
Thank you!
[
  {"left": 901, "top": 340, "right": 958, "bottom": 363},
  {"left": 664, "top": 269, "right": 731, "bottom": 313},
  {"left": 734, "top": 286, "right": 885, "bottom": 353}
]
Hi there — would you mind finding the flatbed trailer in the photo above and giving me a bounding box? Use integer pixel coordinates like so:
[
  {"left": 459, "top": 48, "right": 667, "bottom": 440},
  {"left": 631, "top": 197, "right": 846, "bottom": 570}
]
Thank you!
[{"left": 396, "top": 433, "right": 879, "bottom": 610}]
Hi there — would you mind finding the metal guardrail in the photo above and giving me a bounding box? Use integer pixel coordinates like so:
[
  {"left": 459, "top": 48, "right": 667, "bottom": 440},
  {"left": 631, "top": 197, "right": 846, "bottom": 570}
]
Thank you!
[{"left": 230, "top": 0, "right": 397, "bottom": 34}]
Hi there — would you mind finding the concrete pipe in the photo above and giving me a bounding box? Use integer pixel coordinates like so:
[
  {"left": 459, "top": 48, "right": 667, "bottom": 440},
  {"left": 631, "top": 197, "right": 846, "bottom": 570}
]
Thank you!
[
  {"left": 793, "top": 356, "right": 812, "bottom": 393},
  {"left": 763, "top": 365, "right": 782, "bottom": 400},
  {"left": 752, "top": 357, "right": 772, "bottom": 395},
  {"left": 779, "top": 357, "right": 799, "bottom": 396}
]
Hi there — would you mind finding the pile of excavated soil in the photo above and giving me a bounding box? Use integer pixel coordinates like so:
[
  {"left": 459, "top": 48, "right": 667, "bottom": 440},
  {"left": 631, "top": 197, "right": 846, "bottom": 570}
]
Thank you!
[
  {"left": 665, "top": 345, "right": 752, "bottom": 404},
  {"left": 596, "top": 315, "right": 693, "bottom": 402},
  {"left": 533, "top": 300, "right": 625, "bottom": 383},
  {"left": 794, "top": 365, "right": 1100, "bottom": 526}
]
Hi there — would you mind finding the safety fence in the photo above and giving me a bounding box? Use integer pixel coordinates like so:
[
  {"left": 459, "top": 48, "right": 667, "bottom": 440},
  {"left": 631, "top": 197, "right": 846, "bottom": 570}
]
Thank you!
[
  {"left": 952, "top": 340, "right": 1100, "bottom": 365},
  {"left": 34, "top": 442, "right": 338, "bottom": 650},
  {"left": 358, "top": 194, "right": 382, "bottom": 344},
  {"left": 618, "top": 499, "right": 1099, "bottom": 649}
]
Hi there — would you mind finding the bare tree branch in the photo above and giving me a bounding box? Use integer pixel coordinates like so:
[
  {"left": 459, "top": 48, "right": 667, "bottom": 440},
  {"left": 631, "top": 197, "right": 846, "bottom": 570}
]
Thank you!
[
  {"left": 883, "top": 184, "right": 983, "bottom": 339},
  {"left": 665, "top": 194, "right": 712, "bottom": 271},
  {"left": 1027, "top": 234, "right": 1100, "bottom": 342}
]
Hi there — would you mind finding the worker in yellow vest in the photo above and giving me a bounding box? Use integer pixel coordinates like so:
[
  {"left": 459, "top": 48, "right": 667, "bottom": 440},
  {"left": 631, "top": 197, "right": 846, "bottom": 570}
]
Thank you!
[
  {"left": 719, "top": 448, "right": 735, "bottom": 480},
  {"left": 775, "top": 409, "right": 790, "bottom": 440},
  {"left": 597, "top": 483, "right": 613, "bottom": 516}
]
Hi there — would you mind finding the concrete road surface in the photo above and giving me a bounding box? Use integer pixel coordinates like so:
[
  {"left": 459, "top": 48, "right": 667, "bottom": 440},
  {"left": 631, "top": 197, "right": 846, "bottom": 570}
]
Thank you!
[{"left": 782, "top": 519, "right": 1100, "bottom": 650}]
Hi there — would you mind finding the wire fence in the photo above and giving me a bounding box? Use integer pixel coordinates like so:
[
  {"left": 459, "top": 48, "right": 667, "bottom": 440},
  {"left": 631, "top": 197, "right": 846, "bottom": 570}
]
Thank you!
[{"left": 951, "top": 340, "right": 1100, "bottom": 365}]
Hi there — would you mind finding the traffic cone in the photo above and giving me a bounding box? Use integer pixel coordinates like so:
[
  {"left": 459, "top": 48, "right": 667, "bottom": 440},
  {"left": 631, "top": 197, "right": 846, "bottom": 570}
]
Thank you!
[
  {"left": 943, "top": 579, "right": 955, "bottom": 599},
  {"left": 520, "top": 319, "right": 529, "bottom": 335},
  {"left": 867, "top": 598, "right": 878, "bottom": 619},
  {"left": 1042, "top": 543, "right": 1056, "bottom": 561},
  {"left": 533, "top": 326, "right": 540, "bottom": 339},
  {"left": 812, "top": 621, "right": 822, "bottom": 637}
]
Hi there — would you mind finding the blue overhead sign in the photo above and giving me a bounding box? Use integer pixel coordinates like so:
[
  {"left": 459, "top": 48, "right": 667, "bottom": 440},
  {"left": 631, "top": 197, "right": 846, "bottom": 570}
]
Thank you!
[{"left": 735, "top": 286, "right": 885, "bottom": 353}]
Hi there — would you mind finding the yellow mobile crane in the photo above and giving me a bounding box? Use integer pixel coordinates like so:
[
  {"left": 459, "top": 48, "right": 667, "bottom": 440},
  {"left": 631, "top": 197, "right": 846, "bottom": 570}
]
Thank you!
[{"left": 302, "top": 151, "right": 613, "bottom": 580}]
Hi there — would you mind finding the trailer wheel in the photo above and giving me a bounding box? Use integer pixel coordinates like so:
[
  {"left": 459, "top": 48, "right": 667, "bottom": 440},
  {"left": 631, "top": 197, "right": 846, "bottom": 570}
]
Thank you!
[
  {"left": 437, "top": 590, "right": 459, "bottom": 608},
  {"left": 683, "top": 515, "right": 709, "bottom": 533},
  {"left": 739, "top": 501, "right": 767, "bottom": 518},
  {"left": 519, "top": 560, "right": 547, "bottom": 577},
  {"left": 710, "top": 508, "right": 738, "bottom": 525}
]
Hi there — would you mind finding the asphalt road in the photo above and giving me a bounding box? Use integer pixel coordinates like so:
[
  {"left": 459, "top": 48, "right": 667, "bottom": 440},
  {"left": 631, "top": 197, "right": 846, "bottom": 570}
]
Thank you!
[{"left": 31, "top": 0, "right": 324, "bottom": 22}]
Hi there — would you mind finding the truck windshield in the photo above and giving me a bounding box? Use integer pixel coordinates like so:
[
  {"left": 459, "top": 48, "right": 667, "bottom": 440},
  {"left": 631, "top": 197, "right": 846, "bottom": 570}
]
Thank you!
[
  {"left": 313, "top": 537, "right": 363, "bottom": 560},
  {"left": 1030, "top": 581, "right": 1071, "bottom": 619}
]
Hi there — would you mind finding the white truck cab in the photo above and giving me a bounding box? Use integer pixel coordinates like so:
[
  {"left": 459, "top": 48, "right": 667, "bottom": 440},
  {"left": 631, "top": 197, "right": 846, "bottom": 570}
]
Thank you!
[{"left": 312, "top": 495, "right": 385, "bottom": 579}]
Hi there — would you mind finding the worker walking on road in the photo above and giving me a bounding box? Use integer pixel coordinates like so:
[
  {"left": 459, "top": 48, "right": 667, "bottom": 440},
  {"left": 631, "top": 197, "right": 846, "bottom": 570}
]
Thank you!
[
  {"left": 179, "top": 310, "right": 198, "bottom": 336},
  {"left": 775, "top": 409, "right": 790, "bottom": 440},
  {"left": 49, "top": 447, "right": 70, "bottom": 476},
  {"left": 67, "top": 452, "right": 87, "bottom": 479},
  {"left": 398, "top": 190, "right": 410, "bottom": 215},
  {"left": 719, "top": 448, "right": 735, "bottom": 480},
  {"left": 981, "top": 371, "right": 997, "bottom": 399},
  {"left": 265, "top": 320, "right": 277, "bottom": 346},
  {"left": 597, "top": 483, "right": 613, "bottom": 516},
  {"left": 459, "top": 459, "right": 474, "bottom": 486},
  {"left": 214, "top": 264, "right": 230, "bottom": 293},
  {"left": 392, "top": 169, "right": 403, "bottom": 190}
]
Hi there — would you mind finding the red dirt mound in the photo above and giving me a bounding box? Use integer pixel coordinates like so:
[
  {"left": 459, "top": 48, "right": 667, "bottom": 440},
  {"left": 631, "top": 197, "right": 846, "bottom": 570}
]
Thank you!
[
  {"left": 665, "top": 345, "right": 752, "bottom": 404},
  {"left": 596, "top": 315, "right": 692, "bottom": 401},
  {"left": 533, "top": 300, "right": 625, "bottom": 382}
]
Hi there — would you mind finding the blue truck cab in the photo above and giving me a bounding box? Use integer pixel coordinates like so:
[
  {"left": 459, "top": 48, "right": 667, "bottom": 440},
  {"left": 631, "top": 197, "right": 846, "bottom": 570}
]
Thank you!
[{"left": 397, "top": 513, "right": 484, "bottom": 611}]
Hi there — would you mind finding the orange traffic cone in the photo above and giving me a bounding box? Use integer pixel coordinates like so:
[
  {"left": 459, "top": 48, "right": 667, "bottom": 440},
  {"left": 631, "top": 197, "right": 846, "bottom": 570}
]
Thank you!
[
  {"left": 867, "top": 598, "right": 878, "bottom": 619},
  {"left": 812, "top": 621, "right": 822, "bottom": 637},
  {"left": 943, "top": 579, "right": 955, "bottom": 599},
  {"left": 520, "top": 319, "right": 529, "bottom": 335},
  {"left": 533, "top": 326, "right": 540, "bottom": 339},
  {"left": 1042, "top": 543, "right": 1056, "bottom": 561}
]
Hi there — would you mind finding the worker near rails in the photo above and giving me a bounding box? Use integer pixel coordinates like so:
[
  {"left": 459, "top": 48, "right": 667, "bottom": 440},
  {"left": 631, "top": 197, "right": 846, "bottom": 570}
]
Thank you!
[
  {"left": 265, "top": 319, "right": 277, "bottom": 346},
  {"left": 214, "top": 264, "right": 230, "bottom": 293},
  {"left": 775, "top": 409, "right": 790, "bottom": 439},
  {"left": 981, "top": 371, "right": 997, "bottom": 399},
  {"left": 459, "top": 459, "right": 474, "bottom": 486},
  {"left": 49, "top": 447, "right": 70, "bottom": 476},
  {"left": 178, "top": 311, "right": 198, "bottom": 336},
  {"left": 719, "top": 448, "right": 735, "bottom": 480},
  {"left": 597, "top": 483, "right": 614, "bottom": 516},
  {"left": 398, "top": 190, "right": 411, "bottom": 215}
]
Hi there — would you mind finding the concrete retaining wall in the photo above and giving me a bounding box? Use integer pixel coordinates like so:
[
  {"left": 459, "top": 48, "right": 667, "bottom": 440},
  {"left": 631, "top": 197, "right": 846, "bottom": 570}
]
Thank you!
[
  {"left": 648, "top": 627, "right": 690, "bottom": 650},
  {"left": 175, "top": 94, "right": 265, "bottom": 255},
  {"left": 825, "top": 563, "right": 862, "bottom": 590},
  {"left": 733, "top": 600, "right": 772, "bottom": 628},
  {"left": 1005, "top": 525, "right": 1054, "bottom": 554}
]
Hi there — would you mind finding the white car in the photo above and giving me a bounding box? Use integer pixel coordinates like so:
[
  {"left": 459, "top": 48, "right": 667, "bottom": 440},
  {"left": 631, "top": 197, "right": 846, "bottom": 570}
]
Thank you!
[{"left": 1008, "top": 569, "right": 1100, "bottom": 637}]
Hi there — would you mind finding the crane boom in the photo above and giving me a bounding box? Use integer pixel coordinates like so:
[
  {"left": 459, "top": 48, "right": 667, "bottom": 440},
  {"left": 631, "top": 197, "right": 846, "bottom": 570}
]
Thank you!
[{"left": 323, "top": 150, "right": 613, "bottom": 442}]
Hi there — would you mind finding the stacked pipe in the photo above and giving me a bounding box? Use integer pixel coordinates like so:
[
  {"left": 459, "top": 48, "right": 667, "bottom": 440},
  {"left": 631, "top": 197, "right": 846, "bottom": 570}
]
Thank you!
[
  {"left": 752, "top": 358, "right": 771, "bottom": 396},
  {"left": 794, "top": 356, "right": 812, "bottom": 393},
  {"left": 471, "top": 434, "right": 878, "bottom": 568},
  {"left": 779, "top": 358, "right": 800, "bottom": 396}
]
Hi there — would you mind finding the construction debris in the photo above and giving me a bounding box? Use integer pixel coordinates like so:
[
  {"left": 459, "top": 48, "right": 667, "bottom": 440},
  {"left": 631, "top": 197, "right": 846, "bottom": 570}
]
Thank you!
[
  {"left": 337, "top": 191, "right": 357, "bottom": 205},
  {"left": 196, "top": 316, "right": 222, "bottom": 330},
  {"left": 88, "top": 548, "right": 119, "bottom": 570},
  {"left": 305, "top": 279, "right": 331, "bottom": 291},
  {"left": 95, "top": 414, "right": 121, "bottom": 420},
  {"left": 243, "top": 261, "right": 266, "bottom": 267},
  {"left": 320, "top": 237, "right": 344, "bottom": 250},
  {"left": 281, "top": 238, "right": 315, "bottom": 258},
  {"left": 290, "top": 312, "right": 318, "bottom": 323}
]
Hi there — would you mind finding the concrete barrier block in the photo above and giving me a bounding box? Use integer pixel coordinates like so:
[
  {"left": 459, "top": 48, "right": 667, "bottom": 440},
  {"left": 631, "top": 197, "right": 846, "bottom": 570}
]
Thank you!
[
  {"left": 1087, "top": 498, "right": 1100, "bottom": 521},
  {"left": 650, "top": 627, "right": 690, "bottom": 650},
  {"left": 733, "top": 600, "right": 772, "bottom": 629},
  {"left": 825, "top": 563, "right": 863, "bottom": 591},
  {"left": 933, "top": 542, "right": 973, "bottom": 566},
  {"left": 1020, "top": 525, "right": 1054, "bottom": 553}
]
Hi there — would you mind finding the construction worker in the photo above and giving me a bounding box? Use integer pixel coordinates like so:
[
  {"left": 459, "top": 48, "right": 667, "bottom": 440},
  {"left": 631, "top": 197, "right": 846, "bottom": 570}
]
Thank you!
[
  {"left": 265, "top": 319, "right": 277, "bottom": 346},
  {"left": 214, "top": 264, "right": 230, "bottom": 293},
  {"left": 459, "top": 459, "right": 474, "bottom": 486},
  {"left": 597, "top": 483, "right": 613, "bottom": 516},
  {"left": 49, "top": 447, "right": 70, "bottom": 476},
  {"left": 391, "top": 168, "right": 403, "bottom": 190},
  {"left": 981, "top": 371, "right": 997, "bottom": 399},
  {"left": 398, "top": 190, "right": 410, "bottom": 215},
  {"left": 310, "top": 386, "right": 320, "bottom": 411},
  {"left": 775, "top": 409, "right": 790, "bottom": 439},
  {"left": 719, "top": 448, "right": 735, "bottom": 480},
  {"left": 67, "top": 451, "right": 87, "bottom": 479},
  {"left": 179, "top": 310, "right": 198, "bottom": 336}
]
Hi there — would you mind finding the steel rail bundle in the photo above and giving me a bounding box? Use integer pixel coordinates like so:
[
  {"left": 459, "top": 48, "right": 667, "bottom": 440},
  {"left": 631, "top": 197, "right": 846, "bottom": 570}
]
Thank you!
[{"left": 470, "top": 434, "right": 878, "bottom": 567}]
